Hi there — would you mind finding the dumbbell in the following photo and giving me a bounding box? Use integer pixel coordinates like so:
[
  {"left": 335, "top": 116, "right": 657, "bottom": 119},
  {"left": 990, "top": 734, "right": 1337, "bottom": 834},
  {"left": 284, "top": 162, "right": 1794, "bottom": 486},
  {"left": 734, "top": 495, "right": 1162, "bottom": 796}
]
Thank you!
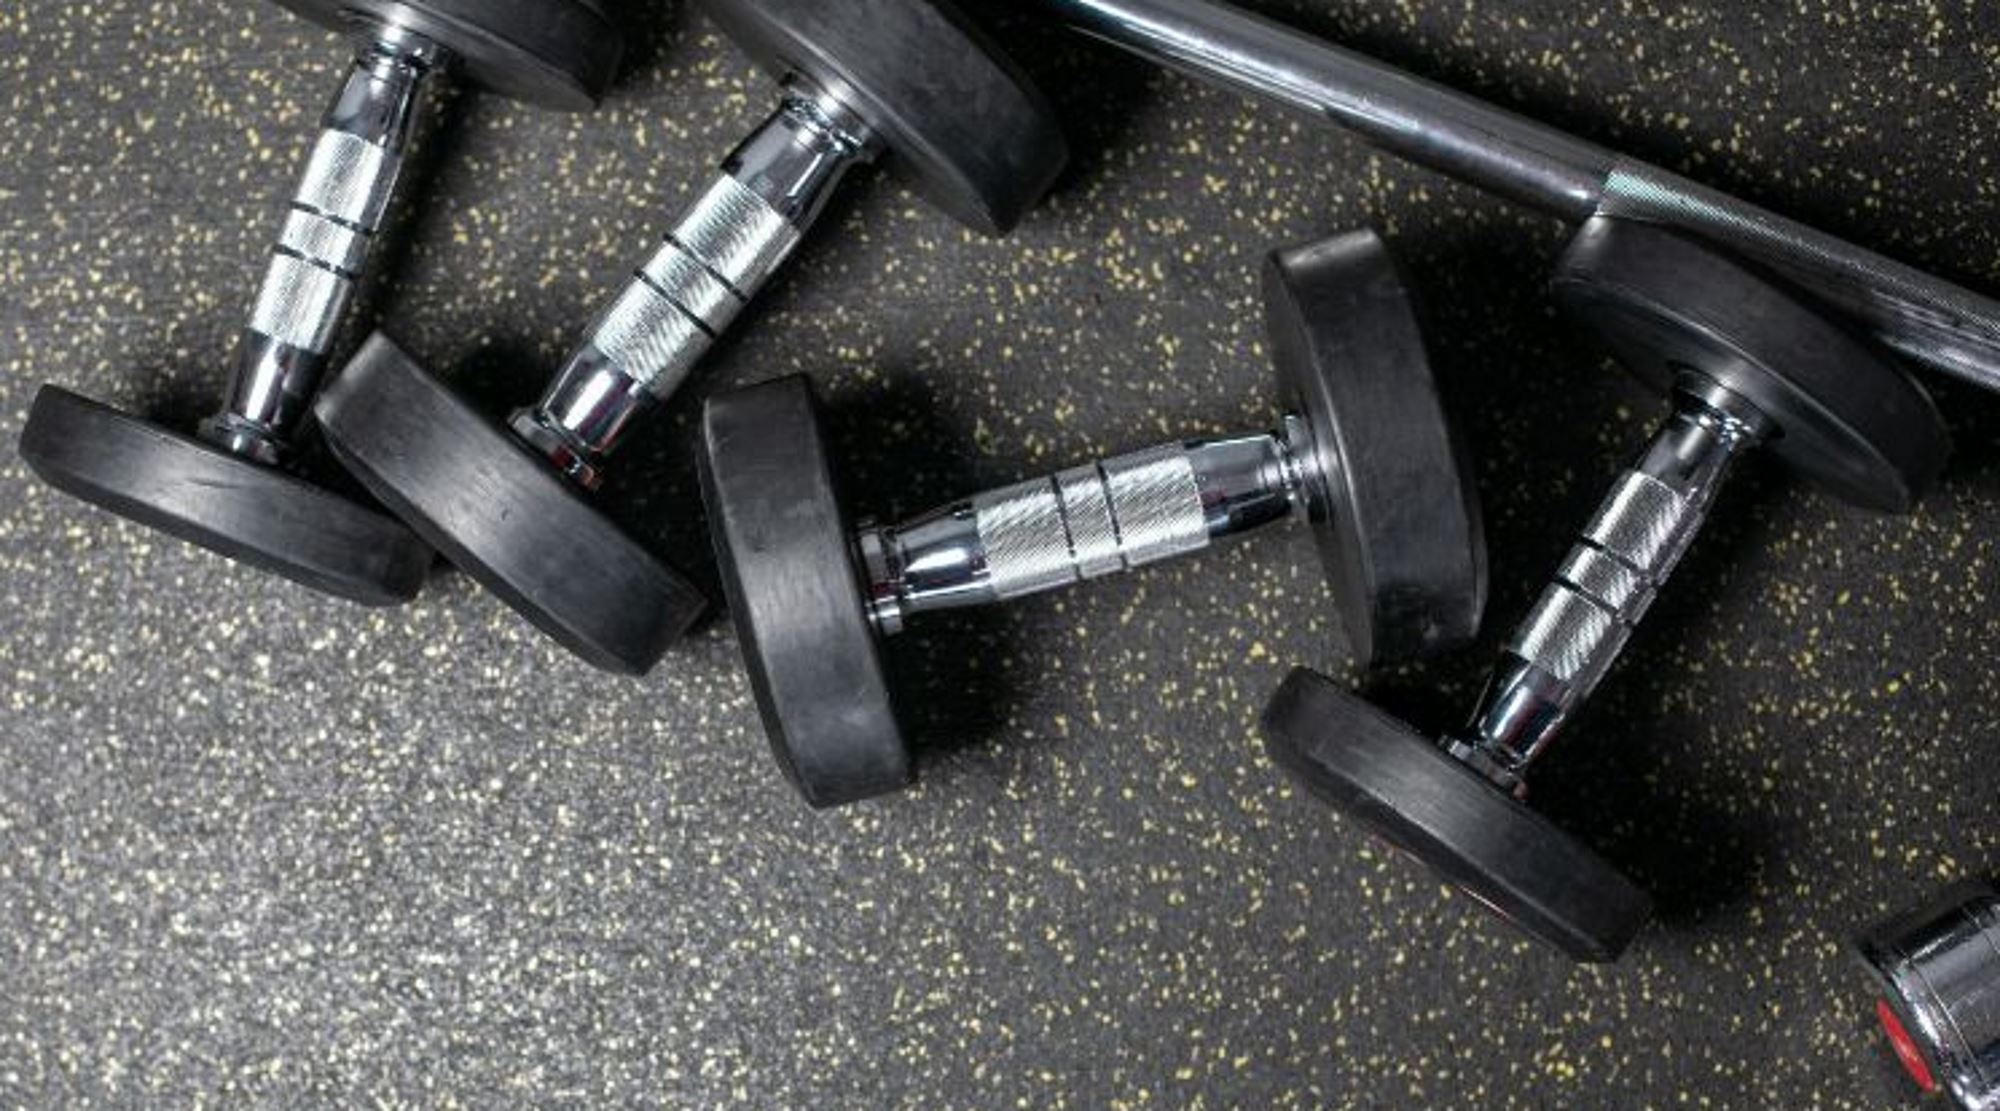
[
  {"left": 1856, "top": 880, "right": 2000, "bottom": 1109},
  {"left": 16, "top": 0, "right": 621, "bottom": 606},
  {"left": 698, "top": 230, "right": 1487, "bottom": 808},
  {"left": 1261, "top": 216, "right": 1951, "bottom": 963},
  {"left": 312, "top": 0, "right": 1069, "bottom": 674}
]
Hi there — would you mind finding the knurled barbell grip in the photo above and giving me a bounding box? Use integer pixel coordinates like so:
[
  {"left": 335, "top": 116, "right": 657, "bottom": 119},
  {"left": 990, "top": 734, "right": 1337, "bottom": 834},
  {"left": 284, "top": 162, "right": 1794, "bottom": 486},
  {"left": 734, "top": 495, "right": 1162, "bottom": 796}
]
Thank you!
[{"left": 203, "top": 30, "right": 446, "bottom": 463}]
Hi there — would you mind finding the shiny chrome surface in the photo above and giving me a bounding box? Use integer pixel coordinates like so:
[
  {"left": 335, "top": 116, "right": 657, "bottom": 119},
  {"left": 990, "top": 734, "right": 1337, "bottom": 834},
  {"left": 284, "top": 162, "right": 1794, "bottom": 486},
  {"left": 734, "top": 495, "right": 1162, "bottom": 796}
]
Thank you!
[
  {"left": 858, "top": 429, "right": 1304, "bottom": 634},
  {"left": 1038, "top": 0, "right": 2000, "bottom": 394},
  {"left": 1043, "top": 0, "right": 1607, "bottom": 215},
  {"left": 515, "top": 78, "right": 879, "bottom": 487},
  {"left": 1446, "top": 376, "right": 1769, "bottom": 793},
  {"left": 202, "top": 24, "right": 448, "bottom": 463},
  {"left": 1858, "top": 881, "right": 2000, "bottom": 1111}
]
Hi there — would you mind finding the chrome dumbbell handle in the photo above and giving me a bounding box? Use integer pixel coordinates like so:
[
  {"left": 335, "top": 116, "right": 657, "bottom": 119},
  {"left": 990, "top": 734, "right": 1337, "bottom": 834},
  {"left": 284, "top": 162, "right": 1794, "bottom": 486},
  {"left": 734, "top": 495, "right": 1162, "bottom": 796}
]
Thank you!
[
  {"left": 857, "top": 428, "right": 1305, "bottom": 635},
  {"left": 1449, "top": 376, "right": 1770, "bottom": 791},
  {"left": 514, "top": 77, "right": 880, "bottom": 488},
  {"left": 202, "top": 23, "right": 448, "bottom": 464}
]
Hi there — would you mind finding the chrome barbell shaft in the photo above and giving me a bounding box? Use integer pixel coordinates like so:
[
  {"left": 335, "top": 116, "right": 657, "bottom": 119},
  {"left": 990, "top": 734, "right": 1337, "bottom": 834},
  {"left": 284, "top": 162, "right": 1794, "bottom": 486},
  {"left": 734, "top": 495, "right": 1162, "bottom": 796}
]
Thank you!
[{"left": 1037, "top": 0, "right": 2000, "bottom": 394}]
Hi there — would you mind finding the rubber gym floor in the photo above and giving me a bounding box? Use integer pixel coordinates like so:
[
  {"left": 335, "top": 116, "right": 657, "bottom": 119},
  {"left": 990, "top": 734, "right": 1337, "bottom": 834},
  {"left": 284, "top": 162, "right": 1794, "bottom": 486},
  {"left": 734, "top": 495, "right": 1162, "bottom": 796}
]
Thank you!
[{"left": 2, "top": 1, "right": 1997, "bottom": 1104}]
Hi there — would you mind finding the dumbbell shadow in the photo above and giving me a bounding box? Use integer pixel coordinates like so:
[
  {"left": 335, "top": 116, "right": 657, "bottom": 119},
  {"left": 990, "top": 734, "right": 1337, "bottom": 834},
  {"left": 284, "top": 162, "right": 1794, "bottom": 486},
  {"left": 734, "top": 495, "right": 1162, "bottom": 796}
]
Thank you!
[
  {"left": 816, "top": 377, "right": 1034, "bottom": 773},
  {"left": 594, "top": 0, "right": 687, "bottom": 78},
  {"left": 1527, "top": 479, "right": 1781, "bottom": 928},
  {"left": 1923, "top": 379, "right": 2000, "bottom": 494}
]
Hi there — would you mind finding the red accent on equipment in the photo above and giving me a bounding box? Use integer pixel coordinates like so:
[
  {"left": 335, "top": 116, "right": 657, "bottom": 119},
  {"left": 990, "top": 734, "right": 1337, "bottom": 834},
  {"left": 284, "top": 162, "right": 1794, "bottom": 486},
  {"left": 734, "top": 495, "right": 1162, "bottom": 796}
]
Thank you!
[{"left": 1878, "top": 997, "right": 1940, "bottom": 1094}]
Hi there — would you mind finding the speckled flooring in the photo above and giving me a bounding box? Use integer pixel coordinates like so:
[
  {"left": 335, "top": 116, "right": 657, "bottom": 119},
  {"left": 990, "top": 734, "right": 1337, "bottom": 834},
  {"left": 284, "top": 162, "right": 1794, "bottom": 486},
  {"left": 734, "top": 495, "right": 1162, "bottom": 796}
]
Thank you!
[{"left": 2, "top": 0, "right": 1998, "bottom": 1105}]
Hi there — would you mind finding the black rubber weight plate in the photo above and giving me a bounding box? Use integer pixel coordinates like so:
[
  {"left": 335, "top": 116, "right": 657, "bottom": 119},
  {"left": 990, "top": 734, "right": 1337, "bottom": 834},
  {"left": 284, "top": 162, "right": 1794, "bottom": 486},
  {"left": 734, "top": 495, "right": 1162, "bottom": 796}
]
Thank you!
[
  {"left": 271, "top": 0, "right": 622, "bottom": 110},
  {"left": 1264, "top": 230, "right": 1488, "bottom": 667},
  {"left": 19, "top": 385, "right": 432, "bottom": 606},
  {"left": 1554, "top": 216, "right": 1949, "bottom": 513},
  {"left": 1261, "top": 668, "right": 1654, "bottom": 963},
  {"left": 695, "top": 0, "right": 1067, "bottom": 236},
  {"left": 313, "top": 334, "right": 705, "bottom": 675},
  {"left": 699, "top": 375, "right": 911, "bottom": 808}
]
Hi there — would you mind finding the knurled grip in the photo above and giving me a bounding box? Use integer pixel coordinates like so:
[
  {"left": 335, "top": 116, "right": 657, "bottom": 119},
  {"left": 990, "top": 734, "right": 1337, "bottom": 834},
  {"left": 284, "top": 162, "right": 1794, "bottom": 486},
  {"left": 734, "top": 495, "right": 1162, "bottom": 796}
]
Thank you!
[
  {"left": 1454, "top": 396, "right": 1767, "bottom": 782},
  {"left": 247, "top": 128, "right": 402, "bottom": 355},
  {"left": 973, "top": 444, "right": 1211, "bottom": 602},
  {"left": 588, "top": 174, "right": 803, "bottom": 400},
  {"left": 1508, "top": 469, "right": 1691, "bottom": 685}
]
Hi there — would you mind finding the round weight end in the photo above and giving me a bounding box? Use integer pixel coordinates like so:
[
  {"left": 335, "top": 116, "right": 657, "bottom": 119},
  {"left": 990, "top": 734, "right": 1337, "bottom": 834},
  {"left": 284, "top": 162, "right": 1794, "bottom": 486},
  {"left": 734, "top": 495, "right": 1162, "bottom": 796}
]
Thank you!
[
  {"left": 314, "top": 334, "right": 705, "bottom": 675},
  {"left": 19, "top": 385, "right": 432, "bottom": 606},
  {"left": 1853, "top": 880, "right": 2000, "bottom": 1110},
  {"left": 1263, "top": 230, "right": 1488, "bottom": 667},
  {"left": 700, "top": 375, "right": 912, "bottom": 808},
  {"left": 1876, "top": 998, "right": 1940, "bottom": 1095},
  {"left": 696, "top": 0, "right": 1067, "bottom": 236},
  {"left": 271, "top": 0, "right": 623, "bottom": 110},
  {"left": 1553, "top": 216, "right": 1949, "bottom": 514},
  {"left": 1262, "top": 668, "right": 1653, "bottom": 963}
]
